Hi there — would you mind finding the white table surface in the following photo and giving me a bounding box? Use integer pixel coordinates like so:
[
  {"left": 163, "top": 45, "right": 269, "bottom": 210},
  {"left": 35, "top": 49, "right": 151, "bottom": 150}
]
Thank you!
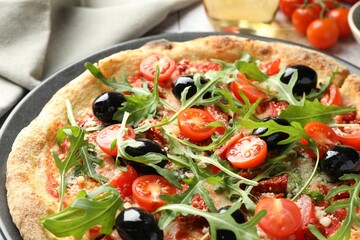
[{"left": 150, "top": 1, "right": 360, "bottom": 68}]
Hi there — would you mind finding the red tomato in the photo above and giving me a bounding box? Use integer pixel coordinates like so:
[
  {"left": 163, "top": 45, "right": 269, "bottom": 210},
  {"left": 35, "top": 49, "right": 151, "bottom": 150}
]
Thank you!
[
  {"left": 178, "top": 108, "right": 216, "bottom": 142},
  {"left": 204, "top": 105, "right": 228, "bottom": 134},
  {"left": 96, "top": 124, "right": 136, "bottom": 156},
  {"left": 255, "top": 198, "right": 302, "bottom": 238},
  {"left": 304, "top": 122, "right": 339, "bottom": 157},
  {"left": 132, "top": 175, "right": 177, "bottom": 212},
  {"left": 306, "top": 18, "right": 339, "bottom": 49},
  {"left": 217, "top": 131, "right": 244, "bottom": 159},
  {"left": 320, "top": 83, "right": 342, "bottom": 106},
  {"left": 231, "top": 79, "right": 269, "bottom": 104},
  {"left": 328, "top": 8, "right": 352, "bottom": 38},
  {"left": 140, "top": 54, "right": 175, "bottom": 82},
  {"left": 292, "top": 7, "right": 320, "bottom": 35},
  {"left": 279, "top": 0, "right": 305, "bottom": 18},
  {"left": 225, "top": 135, "right": 267, "bottom": 169},
  {"left": 259, "top": 58, "right": 281, "bottom": 76},
  {"left": 108, "top": 165, "right": 138, "bottom": 198},
  {"left": 334, "top": 126, "right": 360, "bottom": 150},
  {"left": 311, "top": 0, "right": 340, "bottom": 9}
]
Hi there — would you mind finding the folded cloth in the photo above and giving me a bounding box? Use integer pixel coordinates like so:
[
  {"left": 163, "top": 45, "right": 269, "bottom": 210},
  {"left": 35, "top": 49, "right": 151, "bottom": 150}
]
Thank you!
[{"left": 0, "top": 0, "right": 198, "bottom": 118}]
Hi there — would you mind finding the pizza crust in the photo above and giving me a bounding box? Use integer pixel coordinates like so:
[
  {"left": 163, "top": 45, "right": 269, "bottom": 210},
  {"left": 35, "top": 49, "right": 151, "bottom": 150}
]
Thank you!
[{"left": 6, "top": 35, "right": 358, "bottom": 240}]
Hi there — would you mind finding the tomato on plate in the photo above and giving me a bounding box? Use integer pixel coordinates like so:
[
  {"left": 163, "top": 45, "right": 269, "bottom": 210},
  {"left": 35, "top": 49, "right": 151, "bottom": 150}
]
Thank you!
[
  {"left": 140, "top": 54, "right": 176, "bottom": 82},
  {"left": 204, "top": 105, "right": 228, "bottom": 134},
  {"left": 304, "top": 122, "right": 339, "bottom": 157},
  {"left": 132, "top": 175, "right": 177, "bottom": 212},
  {"left": 333, "top": 126, "right": 360, "bottom": 150},
  {"left": 291, "top": 7, "right": 320, "bottom": 34},
  {"left": 255, "top": 197, "right": 302, "bottom": 238},
  {"left": 328, "top": 8, "right": 351, "bottom": 38},
  {"left": 225, "top": 135, "right": 267, "bottom": 169},
  {"left": 96, "top": 124, "right": 136, "bottom": 156},
  {"left": 178, "top": 108, "right": 216, "bottom": 142},
  {"left": 259, "top": 58, "right": 281, "bottom": 76},
  {"left": 217, "top": 131, "right": 244, "bottom": 160},
  {"left": 279, "top": 0, "right": 305, "bottom": 18},
  {"left": 231, "top": 79, "right": 269, "bottom": 104},
  {"left": 306, "top": 18, "right": 339, "bottom": 49},
  {"left": 320, "top": 83, "right": 342, "bottom": 106},
  {"left": 108, "top": 165, "right": 138, "bottom": 198}
]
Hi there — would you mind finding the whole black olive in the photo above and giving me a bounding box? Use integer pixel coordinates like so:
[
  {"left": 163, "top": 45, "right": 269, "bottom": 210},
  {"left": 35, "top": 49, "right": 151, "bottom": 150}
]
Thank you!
[
  {"left": 252, "top": 117, "right": 290, "bottom": 149},
  {"left": 172, "top": 75, "right": 210, "bottom": 100},
  {"left": 320, "top": 145, "right": 360, "bottom": 181},
  {"left": 280, "top": 65, "right": 317, "bottom": 95},
  {"left": 92, "top": 91, "right": 126, "bottom": 123},
  {"left": 115, "top": 207, "right": 163, "bottom": 240},
  {"left": 216, "top": 206, "right": 246, "bottom": 240},
  {"left": 123, "top": 138, "right": 167, "bottom": 174}
]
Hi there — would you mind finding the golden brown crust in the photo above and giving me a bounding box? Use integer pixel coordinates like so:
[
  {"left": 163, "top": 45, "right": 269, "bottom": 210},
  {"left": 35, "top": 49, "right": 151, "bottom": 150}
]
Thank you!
[
  {"left": 5, "top": 35, "right": 357, "bottom": 240},
  {"left": 340, "top": 74, "right": 360, "bottom": 118}
]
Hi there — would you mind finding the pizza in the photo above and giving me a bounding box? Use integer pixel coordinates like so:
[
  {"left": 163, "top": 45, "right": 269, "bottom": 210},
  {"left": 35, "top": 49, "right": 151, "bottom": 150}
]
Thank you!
[{"left": 5, "top": 35, "right": 360, "bottom": 240}]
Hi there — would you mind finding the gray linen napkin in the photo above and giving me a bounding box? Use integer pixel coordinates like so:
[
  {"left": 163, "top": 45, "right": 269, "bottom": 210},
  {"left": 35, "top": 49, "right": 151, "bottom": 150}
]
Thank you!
[{"left": 0, "top": 0, "right": 198, "bottom": 118}]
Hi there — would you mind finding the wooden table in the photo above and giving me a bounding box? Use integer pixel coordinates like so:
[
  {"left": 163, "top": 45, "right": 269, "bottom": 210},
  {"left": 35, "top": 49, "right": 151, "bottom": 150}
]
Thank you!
[{"left": 150, "top": 1, "right": 360, "bottom": 68}]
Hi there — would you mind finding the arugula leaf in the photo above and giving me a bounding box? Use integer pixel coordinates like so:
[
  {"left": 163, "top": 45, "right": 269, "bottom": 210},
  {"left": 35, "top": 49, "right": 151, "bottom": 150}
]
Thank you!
[
  {"left": 85, "top": 62, "right": 150, "bottom": 95},
  {"left": 157, "top": 202, "right": 264, "bottom": 240},
  {"left": 113, "top": 67, "right": 160, "bottom": 126},
  {"left": 235, "top": 61, "right": 269, "bottom": 82},
  {"left": 309, "top": 174, "right": 360, "bottom": 240},
  {"left": 77, "top": 146, "right": 108, "bottom": 183},
  {"left": 53, "top": 126, "right": 88, "bottom": 211},
  {"left": 41, "top": 185, "right": 123, "bottom": 238},
  {"left": 280, "top": 99, "right": 355, "bottom": 126}
]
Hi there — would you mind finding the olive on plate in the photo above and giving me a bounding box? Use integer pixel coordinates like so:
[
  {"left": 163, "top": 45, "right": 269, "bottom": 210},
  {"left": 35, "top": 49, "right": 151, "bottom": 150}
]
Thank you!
[
  {"left": 252, "top": 117, "right": 290, "bottom": 149},
  {"left": 280, "top": 65, "right": 317, "bottom": 95},
  {"left": 320, "top": 145, "right": 360, "bottom": 181},
  {"left": 172, "top": 75, "right": 210, "bottom": 100},
  {"left": 115, "top": 207, "right": 163, "bottom": 240},
  {"left": 123, "top": 138, "right": 167, "bottom": 175},
  {"left": 92, "top": 91, "right": 126, "bottom": 123},
  {"left": 216, "top": 206, "right": 246, "bottom": 240}
]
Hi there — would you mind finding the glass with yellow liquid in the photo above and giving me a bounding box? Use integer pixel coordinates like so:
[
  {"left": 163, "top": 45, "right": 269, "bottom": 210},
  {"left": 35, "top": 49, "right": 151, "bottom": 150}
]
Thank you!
[{"left": 203, "top": 0, "right": 280, "bottom": 34}]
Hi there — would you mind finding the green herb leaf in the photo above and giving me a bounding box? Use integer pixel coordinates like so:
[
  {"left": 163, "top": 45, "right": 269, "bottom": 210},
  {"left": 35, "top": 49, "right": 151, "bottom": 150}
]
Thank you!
[
  {"left": 235, "top": 61, "right": 269, "bottom": 82},
  {"left": 53, "top": 126, "right": 88, "bottom": 211},
  {"left": 77, "top": 146, "right": 108, "bottom": 183},
  {"left": 280, "top": 99, "right": 355, "bottom": 126},
  {"left": 41, "top": 185, "right": 123, "bottom": 238},
  {"left": 157, "top": 202, "right": 264, "bottom": 240}
]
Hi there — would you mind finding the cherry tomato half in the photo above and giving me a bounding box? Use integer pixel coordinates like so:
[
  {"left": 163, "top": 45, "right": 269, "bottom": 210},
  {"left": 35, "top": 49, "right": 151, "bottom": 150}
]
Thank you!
[
  {"left": 279, "top": 0, "right": 305, "bottom": 18},
  {"left": 328, "top": 8, "right": 352, "bottom": 38},
  {"left": 108, "top": 165, "right": 138, "bottom": 199},
  {"left": 320, "top": 83, "right": 342, "bottom": 106},
  {"left": 217, "top": 132, "right": 244, "bottom": 160},
  {"left": 333, "top": 126, "right": 360, "bottom": 150},
  {"left": 291, "top": 7, "right": 320, "bottom": 35},
  {"left": 178, "top": 108, "right": 216, "bottom": 142},
  {"left": 204, "top": 105, "right": 228, "bottom": 134},
  {"left": 304, "top": 122, "right": 339, "bottom": 157},
  {"left": 132, "top": 175, "right": 177, "bottom": 212},
  {"left": 225, "top": 135, "right": 267, "bottom": 169},
  {"left": 96, "top": 124, "right": 136, "bottom": 156},
  {"left": 306, "top": 18, "right": 339, "bottom": 49},
  {"left": 231, "top": 79, "right": 269, "bottom": 104},
  {"left": 259, "top": 58, "right": 281, "bottom": 76},
  {"left": 255, "top": 197, "right": 302, "bottom": 238},
  {"left": 140, "top": 54, "right": 176, "bottom": 82}
]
